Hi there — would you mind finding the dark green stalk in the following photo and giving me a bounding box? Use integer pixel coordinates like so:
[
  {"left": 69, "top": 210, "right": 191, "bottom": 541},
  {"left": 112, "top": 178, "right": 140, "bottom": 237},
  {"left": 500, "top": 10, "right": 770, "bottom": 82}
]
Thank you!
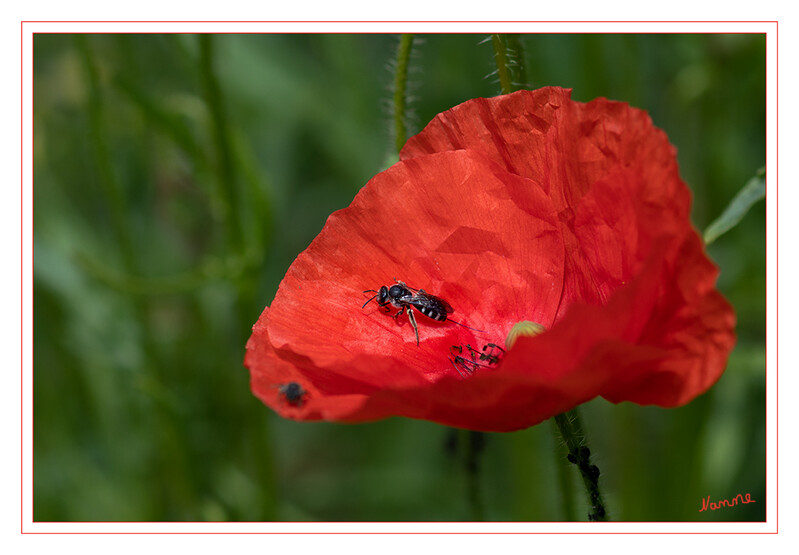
[
  {"left": 552, "top": 409, "right": 609, "bottom": 521},
  {"left": 463, "top": 430, "right": 486, "bottom": 521},
  {"left": 74, "top": 35, "right": 136, "bottom": 273},
  {"left": 198, "top": 34, "right": 242, "bottom": 249},
  {"left": 197, "top": 35, "right": 264, "bottom": 333},
  {"left": 550, "top": 419, "right": 577, "bottom": 520},
  {"left": 491, "top": 34, "right": 514, "bottom": 95},
  {"left": 393, "top": 34, "right": 414, "bottom": 154}
]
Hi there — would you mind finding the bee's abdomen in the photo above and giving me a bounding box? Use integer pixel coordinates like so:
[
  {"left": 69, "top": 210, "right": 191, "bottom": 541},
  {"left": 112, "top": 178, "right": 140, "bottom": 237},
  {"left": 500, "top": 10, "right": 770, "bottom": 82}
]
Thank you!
[{"left": 416, "top": 303, "right": 448, "bottom": 322}]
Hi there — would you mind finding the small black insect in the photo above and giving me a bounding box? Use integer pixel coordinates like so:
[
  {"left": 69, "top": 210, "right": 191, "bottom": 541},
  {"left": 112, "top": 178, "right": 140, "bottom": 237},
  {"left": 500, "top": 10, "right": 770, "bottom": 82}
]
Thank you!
[
  {"left": 278, "top": 382, "right": 307, "bottom": 407},
  {"left": 362, "top": 280, "right": 481, "bottom": 346}
]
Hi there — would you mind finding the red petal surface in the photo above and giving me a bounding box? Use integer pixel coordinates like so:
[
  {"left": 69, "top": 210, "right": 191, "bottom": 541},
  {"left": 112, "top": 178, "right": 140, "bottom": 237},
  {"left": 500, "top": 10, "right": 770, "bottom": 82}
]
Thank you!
[
  {"left": 245, "top": 87, "right": 736, "bottom": 431},
  {"left": 402, "top": 87, "right": 691, "bottom": 313}
]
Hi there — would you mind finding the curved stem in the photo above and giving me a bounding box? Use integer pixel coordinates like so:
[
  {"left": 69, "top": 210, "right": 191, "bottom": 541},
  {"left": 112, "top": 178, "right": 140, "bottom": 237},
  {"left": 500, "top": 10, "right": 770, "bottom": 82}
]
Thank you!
[
  {"left": 552, "top": 409, "right": 609, "bottom": 521},
  {"left": 393, "top": 34, "right": 414, "bottom": 154}
]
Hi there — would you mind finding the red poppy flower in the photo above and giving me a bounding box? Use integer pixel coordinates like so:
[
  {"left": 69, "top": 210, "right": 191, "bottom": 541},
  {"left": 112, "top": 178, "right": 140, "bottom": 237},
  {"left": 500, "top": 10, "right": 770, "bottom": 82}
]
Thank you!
[{"left": 245, "top": 87, "right": 736, "bottom": 432}]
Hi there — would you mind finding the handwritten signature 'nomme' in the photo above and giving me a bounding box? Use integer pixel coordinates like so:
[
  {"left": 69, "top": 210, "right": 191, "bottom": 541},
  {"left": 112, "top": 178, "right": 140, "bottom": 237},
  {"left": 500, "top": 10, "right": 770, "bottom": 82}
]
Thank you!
[{"left": 699, "top": 493, "right": 756, "bottom": 512}]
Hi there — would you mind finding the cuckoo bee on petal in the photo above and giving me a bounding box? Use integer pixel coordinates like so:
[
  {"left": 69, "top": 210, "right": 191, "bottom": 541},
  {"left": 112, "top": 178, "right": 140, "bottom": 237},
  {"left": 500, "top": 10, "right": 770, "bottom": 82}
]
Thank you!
[
  {"left": 277, "top": 382, "right": 308, "bottom": 407},
  {"left": 362, "top": 280, "right": 482, "bottom": 346}
]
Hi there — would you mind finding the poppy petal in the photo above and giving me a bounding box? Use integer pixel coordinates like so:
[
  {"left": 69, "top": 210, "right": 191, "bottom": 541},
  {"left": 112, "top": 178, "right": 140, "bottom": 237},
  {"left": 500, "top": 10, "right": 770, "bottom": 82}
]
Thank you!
[{"left": 246, "top": 87, "right": 736, "bottom": 431}]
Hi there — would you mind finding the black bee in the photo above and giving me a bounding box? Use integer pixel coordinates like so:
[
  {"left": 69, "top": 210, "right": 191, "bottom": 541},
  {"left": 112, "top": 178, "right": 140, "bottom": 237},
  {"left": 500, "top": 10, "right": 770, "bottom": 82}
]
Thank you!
[
  {"left": 362, "top": 280, "right": 481, "bottom": 346},
  {"left": 278, "top": 382, "right": 307, "bottom": 407}
]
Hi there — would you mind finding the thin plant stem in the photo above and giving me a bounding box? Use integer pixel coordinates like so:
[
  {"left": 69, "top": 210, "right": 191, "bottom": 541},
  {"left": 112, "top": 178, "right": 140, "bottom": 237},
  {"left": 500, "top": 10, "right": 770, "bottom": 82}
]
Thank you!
[
  {"left": 552, "top": 409, "right": 609, "bottom": 521},
  {"left": 550, "top": 419, "right": 577, "bottom": 521},
  {"left": 198, "top": 34, "right": 243, "bottom": 250},
  {"left": 74, "top": 35, "right": 136, "bottom": 273},
  {"left": 463, "top": 430, "right": 486, "bottom": 521},
  {"left": 505, "top": 34, "right": 529, "bottom": 89},
  {"left": 393, "top": 34, "right": 414, "bottom": 154},
  {"left": 491, "top": 34, "right": 514, "bottom": 95}
]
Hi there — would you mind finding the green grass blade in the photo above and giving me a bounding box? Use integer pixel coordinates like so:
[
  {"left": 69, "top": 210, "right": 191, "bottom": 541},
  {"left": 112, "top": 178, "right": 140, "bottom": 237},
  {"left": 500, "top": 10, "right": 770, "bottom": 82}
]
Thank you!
[{"left": 704, "top": 167, "right": 766, "bottom": 245}]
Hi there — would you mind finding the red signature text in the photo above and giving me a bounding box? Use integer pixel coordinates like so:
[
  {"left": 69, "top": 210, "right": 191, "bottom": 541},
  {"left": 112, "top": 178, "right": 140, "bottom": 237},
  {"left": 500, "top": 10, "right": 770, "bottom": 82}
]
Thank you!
[{"left": 699, "top": 493, "right": 756, "bottom": 512}]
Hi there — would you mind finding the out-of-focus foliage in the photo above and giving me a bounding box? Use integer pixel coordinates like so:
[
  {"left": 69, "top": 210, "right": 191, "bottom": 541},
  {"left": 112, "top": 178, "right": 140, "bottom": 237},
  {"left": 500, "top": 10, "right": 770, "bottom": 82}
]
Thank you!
[{"left": 33, "top": 33, "right": 765, "bottom": 522}]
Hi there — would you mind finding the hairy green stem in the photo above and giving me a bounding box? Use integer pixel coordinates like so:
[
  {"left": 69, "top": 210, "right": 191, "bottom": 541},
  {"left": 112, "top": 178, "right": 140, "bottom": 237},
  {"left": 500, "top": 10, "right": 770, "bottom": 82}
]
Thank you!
[
  {"left": 552, "top": 409, "right": 609, "bottom": 521},
  {"left": 491, "top": 34, "right": 514, "bottom": 95},
  {"left": 550, "top": 418, "right": 577, "bottom": 520},
  {"left": 505, "top": 34, "right": 529, "bottom": 89},
  {"left": 393, "top": 34, "right": 414, "bottom": 154}
]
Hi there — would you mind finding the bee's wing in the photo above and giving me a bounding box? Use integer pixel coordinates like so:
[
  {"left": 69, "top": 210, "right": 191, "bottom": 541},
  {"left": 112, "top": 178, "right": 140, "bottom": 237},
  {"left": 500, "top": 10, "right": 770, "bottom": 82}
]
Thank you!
[
  {"left": 417, "top": 291, "right": 453, "bottom": 314},
  {"left": 438, "top": 298, "right": 454, "bottom": 314},
  {"left": 403, "top": 282, "right": 421, "bottom": 293}
]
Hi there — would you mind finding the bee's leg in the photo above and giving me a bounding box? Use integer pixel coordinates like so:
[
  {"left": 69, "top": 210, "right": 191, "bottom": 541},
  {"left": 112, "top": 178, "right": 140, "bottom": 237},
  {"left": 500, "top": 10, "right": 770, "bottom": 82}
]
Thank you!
[
  {"left": 392, "top": 306, "right": 406, "bottom": 320},
  {"left": 407, "top": 307, "right": 420, "bottom": 346}
]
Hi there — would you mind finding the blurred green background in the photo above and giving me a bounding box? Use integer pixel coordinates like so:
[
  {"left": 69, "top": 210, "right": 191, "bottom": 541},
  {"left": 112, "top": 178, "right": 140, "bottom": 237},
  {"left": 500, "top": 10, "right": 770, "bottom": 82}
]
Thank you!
[{"left": 33, "top": 33, "right": 766, "bottom": 522}]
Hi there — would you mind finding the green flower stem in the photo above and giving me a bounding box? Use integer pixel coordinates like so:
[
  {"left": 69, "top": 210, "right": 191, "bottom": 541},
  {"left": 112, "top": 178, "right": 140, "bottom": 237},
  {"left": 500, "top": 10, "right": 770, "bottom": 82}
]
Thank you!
[
  {"left": 552, "top": 409, "right": 609, "bottom": 521},
  {"left": 550, "top": 419, "right": 577, "bottom": 521},
  {"left": 198, "top": 35, "right": 243, "bottom": 250},
  {"left": 505, "top": 34, "right": 529, "bottom": 89},
  {"left": 198, "top": 35, "right": 264, "bottom": 343},
  {"left": 74, "top": 35, "right": 136, "bottom": 273},
  {"left": 393, "top": 34, "right": 414, "bottom": 154},
  {"left": 491, "top": 34, "right": 514, "bottom": 95},
  {"left": 461, "top": 429, "right": 486, "bottom": 521}
]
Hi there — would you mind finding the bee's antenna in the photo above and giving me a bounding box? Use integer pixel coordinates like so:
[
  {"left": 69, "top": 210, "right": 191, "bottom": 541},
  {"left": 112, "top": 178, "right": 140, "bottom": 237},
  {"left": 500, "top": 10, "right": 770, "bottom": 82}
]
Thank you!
[
  {"left": 449, "top": 319, "right": 486, "bottom": 333},
  {"left": 362, "top": 292, "right": 379, "bottom": 309}
]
